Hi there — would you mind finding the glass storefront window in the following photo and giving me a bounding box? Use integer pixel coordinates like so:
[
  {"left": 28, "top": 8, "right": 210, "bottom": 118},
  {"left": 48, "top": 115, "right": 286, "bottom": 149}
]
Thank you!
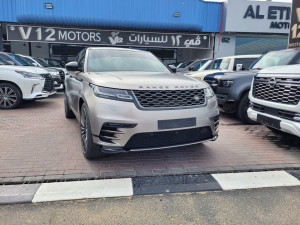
[{"left": 235, "top": 36, "right": 288, "bottom": 55}]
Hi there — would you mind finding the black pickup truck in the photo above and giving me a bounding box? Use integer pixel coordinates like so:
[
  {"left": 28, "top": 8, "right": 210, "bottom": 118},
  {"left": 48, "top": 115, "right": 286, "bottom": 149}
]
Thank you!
[{"left": 204, "top": 48, "right": 300, "bottom": 124}]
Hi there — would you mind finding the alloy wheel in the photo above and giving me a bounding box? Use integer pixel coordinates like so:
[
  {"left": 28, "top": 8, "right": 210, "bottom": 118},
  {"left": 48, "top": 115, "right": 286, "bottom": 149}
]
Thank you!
[
  {"left": 80, "top": 107, "right": 88, "bottom": 153},
  {"left": 0, "top": 86, "right": 17, "bottom": 108}
]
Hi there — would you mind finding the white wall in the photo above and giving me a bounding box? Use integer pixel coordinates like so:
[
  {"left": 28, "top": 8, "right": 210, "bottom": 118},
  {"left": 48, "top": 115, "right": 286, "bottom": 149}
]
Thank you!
[
  {"left": 214, "top": 33, "right": 236, "bottom": 58},
  {"left": 224, "top": 0, "right": 291, "bottom": 34}
]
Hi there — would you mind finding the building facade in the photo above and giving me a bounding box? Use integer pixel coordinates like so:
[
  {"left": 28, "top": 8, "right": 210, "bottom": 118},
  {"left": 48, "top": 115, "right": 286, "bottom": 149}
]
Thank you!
[
  {"left": 215, "top": 0, "right": 292, "bottom": 58},
  {"left": 0, "top": 0, "right": 222, "bottom": 64},
  {"left": 0, "top": 0, "right": 292, "bottom": 63}
]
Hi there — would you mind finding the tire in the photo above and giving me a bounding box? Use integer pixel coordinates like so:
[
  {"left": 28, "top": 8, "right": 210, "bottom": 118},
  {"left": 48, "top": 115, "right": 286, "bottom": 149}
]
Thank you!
[
  {"left": 0, "top": 83, "right": 22, "bottom": 109},
  {"left": 236, "top": 93, "right": 257, "bottom": 124},
  {"left": 64, "top": 94, "right": 75, "bottom": 119},
  {"left": 80, "top": 103, "right": 106, "bottom": 159}
]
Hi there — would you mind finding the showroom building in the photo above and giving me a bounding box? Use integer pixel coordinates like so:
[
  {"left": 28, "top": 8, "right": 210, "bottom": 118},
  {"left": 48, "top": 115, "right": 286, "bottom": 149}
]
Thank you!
[
  {"left": 215, "top": 0, "right": 292, "bottom": 58},
  {"left": 0, "top": 0, "right": 292, "bottom": 63},
  {"left": 0, "top": 0, "right": 222, "bottom": 64}
]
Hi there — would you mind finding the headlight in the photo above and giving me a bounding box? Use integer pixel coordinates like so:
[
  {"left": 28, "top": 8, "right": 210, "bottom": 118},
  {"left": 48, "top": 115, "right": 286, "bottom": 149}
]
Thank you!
[
  {"left": 205, "top": 86, "right": 215, "bottom": 99},
  {"left": 220, "top": 80, "right": 234, "bottom": 87},
  {"left": 93, "top": 86, "right": 133, "bottom": 101},
  {"left": 50, "top": 71, "right": 59, "bottom": 76},
  {"left": 15, "top": 71, "right": 43, "bottom": 80}
]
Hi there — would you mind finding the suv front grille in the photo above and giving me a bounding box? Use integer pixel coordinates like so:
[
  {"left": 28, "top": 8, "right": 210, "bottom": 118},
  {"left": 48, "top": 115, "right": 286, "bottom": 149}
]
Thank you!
[
  {"left": 253, "top": 77, "right": 300, "bottom": 105},
  {"left": 133, "top": 89, "right": 206, "bottom": 109},
  {"left": 40, "top": 73, "right": 54, "bottom": 92}
]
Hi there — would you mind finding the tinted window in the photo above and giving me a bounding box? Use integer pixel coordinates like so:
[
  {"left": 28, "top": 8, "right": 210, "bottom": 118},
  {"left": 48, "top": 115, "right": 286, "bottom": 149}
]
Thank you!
[
  {"left": 9, "top": 54, "right": 29, "bottom": 66},
  {"left": 210, "top": 58, "right": 231, "bottom": 70},
  {"left": 234, "top": 58, "right": 259, "bottom": 70},
  {"left": 0, "top": 57, "right": 9, "bottom": 65},
  {"left": 0, "top": 54, "right": 16, "bottom": 65},
  {"left": 87, "top": 49, "right": 171, "bottom": 73}
]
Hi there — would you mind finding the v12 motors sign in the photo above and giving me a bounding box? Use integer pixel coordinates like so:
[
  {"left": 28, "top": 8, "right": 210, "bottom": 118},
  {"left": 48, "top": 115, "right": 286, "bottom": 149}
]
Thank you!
[
  {"left": 289, "top": 0, "right": 300, "bottom": 48},
  {"left": 6, "top": 25, "right": 210, "bottom": 49}
]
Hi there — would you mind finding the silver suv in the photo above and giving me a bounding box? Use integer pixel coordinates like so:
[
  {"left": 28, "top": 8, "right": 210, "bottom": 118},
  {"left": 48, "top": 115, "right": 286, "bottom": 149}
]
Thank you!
[{"left": 64, "top": 47, "right": 219, "bottom": 159}]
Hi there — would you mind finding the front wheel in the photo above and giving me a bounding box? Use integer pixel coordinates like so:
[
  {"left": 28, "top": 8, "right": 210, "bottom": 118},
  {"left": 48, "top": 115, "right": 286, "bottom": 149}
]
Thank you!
[
  {"left": 0, "top": 83, "right": 22, "bottom": 109},
  {"left": 236, "top": 93, "right": 257, "bottom": 124},
  {"left": 80, "top": 103, "right": 106, "bottom": 159}
]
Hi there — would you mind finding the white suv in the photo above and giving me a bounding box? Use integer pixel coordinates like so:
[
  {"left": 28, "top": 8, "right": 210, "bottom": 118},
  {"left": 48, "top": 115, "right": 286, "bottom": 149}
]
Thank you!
[
  {"left": 0, "top": 58, "right": 56, "bottom": 109},
  {"left": 248, "top": 64, "right": 300, "bottom": 137},
  {"left": 185, "top": 55, "right": 261, "bottom": 80}
]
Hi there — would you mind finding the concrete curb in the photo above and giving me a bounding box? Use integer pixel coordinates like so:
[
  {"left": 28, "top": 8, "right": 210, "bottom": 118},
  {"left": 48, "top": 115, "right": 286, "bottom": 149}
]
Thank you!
[
  {"left": 1, "top": 163, "right": 300, "bottom": 185},
  {"left": 1, "top": 170, "right": 300, "bottom": 205}
]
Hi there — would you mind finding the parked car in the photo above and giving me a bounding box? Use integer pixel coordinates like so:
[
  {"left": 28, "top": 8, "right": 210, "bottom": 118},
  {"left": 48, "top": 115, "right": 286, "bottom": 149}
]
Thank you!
[
  {"left": 16, "top": 54, "right": 64, "bottom": 90},
  {"left": 248, "top": 64, "right": 300, "bottom": 137},
  {"left": 176, "top": 58, "right": 213, "bottom": 73},
  {"left": 64, "top": 47, "right": 219, "bottom": 159},
  {"left": 204, "top": 48, "right": 300, "bottom": 123},
  {"left": 0, "top": 57, "right": 56, "bottom": 109},
  {"left": 35, "top": 57, "right": 68, "bottom": 88},
  {"left": 185, "top": 55, "right": 261, "bottom": 80}
]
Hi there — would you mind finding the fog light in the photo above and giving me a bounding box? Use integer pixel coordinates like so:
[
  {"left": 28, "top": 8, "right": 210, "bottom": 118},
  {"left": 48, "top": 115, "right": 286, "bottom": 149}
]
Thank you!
[{"left": 294, "top": 114, "right": 300, "bottom": 122}]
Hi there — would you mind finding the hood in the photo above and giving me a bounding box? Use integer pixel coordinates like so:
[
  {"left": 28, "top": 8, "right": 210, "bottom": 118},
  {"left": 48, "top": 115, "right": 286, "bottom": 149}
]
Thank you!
[
  {"left": 216, "top": 70, "right": 258, "bottom": 81},
  {"left": 258, "top": 64, "right": 300, "bottom": 74},
  {"left": 82, "top": 71, "right": 209, "bottom": 90},
  {"left": 185, "top": 69, "right": 227, "bottom": 78},
  {"left": 0, "top": 65, "right": 50, "bottom": 74}
]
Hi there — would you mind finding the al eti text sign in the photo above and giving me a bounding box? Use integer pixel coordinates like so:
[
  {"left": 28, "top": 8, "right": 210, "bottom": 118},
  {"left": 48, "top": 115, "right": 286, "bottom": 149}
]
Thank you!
[
  {"left": 289, "top": 0, "right": 300, "bottom": 48},
  {"left": 6, "top": 25, "right": 210, "bottom": 49}
]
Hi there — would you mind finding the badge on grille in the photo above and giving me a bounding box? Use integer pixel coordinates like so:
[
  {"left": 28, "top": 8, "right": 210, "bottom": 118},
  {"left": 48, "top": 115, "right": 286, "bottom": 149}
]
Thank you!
[
  {"left": 268, "top": 77, "right": 277, "bottom": 87},
  {"left": 194, "top": 95, "right": 200, "bottom": 101}
]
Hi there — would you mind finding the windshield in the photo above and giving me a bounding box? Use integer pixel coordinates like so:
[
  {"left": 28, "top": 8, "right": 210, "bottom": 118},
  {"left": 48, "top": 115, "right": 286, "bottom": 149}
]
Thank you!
[
  {"left": 35, "top": 58, "right": 49, "bottom": 67},
  {"left": 193, "top": 59, "right": 209, "bottom": 71},
  {"left": 252, "top": 50, "right": 299, "bottom": 69},
  {"left": 49, "top": 59, "right": 63, "bottom": 67},
  {"left": 0, "top": 57, "right": 9, "bottom": 65},
  {"left": 209, "top": 58, "right": 231, "bottom": 70},
  {"left": 178, "top": 61, "right": 193, "bottom": 68},
  {"left": 19, "top": 56, "right": 37, "bottom": 66},
  {"left": 9, "top": 54, "right": 29, "bottom": 66},
  {"left": 87, "top": 49, "right": 171, "bottom": 73}
]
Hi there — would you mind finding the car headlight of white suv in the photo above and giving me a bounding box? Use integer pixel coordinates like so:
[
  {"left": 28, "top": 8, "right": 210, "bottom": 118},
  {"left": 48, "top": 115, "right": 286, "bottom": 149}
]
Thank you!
[
  {"left": 93, "top": 86, "right": 134, "bottom": 101},
  {"left": 205, "top": 86, "right": 215, "bottom": 99},
  {"left": 15, "top": 71, "right": 44, "bottom": 80}
]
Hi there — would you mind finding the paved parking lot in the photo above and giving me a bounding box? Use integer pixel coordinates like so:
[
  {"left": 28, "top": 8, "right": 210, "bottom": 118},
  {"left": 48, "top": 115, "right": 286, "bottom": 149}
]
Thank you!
[{"left": 0, "top": 93, "right": 300, "bottom": 183}]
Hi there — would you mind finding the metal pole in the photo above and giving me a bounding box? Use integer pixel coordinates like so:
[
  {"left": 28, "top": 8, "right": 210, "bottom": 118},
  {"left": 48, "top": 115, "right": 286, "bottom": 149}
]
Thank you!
[{"left": 0, "top": 22, "right": 4, "bottom": 51}]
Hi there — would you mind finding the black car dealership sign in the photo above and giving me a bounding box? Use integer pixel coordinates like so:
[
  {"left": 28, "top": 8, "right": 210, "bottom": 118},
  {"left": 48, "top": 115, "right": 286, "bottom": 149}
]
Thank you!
[
  {"left": 289, "top": 0, "right": 300, "bottom": 48},
  {"left": 6, "top": 25, "right": 210, "bottom": 49}
]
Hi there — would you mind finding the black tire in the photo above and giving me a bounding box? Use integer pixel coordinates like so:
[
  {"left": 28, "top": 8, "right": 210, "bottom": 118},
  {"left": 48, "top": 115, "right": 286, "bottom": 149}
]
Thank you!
[
  {"left": 64, "top": 94, "right": 75, "bottom": 119},
  {"left": 236, "top": 93, "right": 257, "bottom": 124},
  {"left": 0, "top": 83, "right": 22, "bottom": 109},
  {"left": 80, "top": 103, "right": 106, "bottom": 159}
]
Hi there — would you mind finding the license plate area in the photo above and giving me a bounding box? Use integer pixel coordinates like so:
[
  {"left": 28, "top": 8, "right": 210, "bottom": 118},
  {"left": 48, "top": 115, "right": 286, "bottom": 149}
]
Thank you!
[
  {"left": 158, "top": 118, "right": 196, "bottom": 130},
  {"left": 257, "top": 114, "right": 281, "bottom": 130}
]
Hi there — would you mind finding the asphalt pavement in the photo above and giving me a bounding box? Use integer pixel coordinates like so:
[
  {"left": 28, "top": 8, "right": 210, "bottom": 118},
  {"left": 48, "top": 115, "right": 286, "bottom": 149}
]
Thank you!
[{"left": 1, "top": 186, "right": 299, "bottom": 225}]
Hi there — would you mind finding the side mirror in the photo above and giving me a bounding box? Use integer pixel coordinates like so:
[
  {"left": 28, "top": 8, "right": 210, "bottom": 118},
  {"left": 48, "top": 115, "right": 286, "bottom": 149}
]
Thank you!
[
  {"left": 188, "top": 66, "right": 195, "bottom": 71},
  {"left": 235, "top": 64, "right": 243, "bottom": 71},
  {"left": 168, "top": 65, "right": 177, "bottom": 73},
  {"left": 66, "top": 61, "right": 79, "bottom": 71}
]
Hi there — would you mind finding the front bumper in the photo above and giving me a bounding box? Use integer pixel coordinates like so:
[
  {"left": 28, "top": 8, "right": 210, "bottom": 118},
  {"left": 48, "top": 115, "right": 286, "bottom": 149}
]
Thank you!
[
  {"left": 248, "top": 107, "right": 300, "bottom": 137},
  {"left": 216, "top": 94, "right": 237, "bottom": 113},
  {"left": 88, "top": 96, "right": 219, "bottom": 153}
]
